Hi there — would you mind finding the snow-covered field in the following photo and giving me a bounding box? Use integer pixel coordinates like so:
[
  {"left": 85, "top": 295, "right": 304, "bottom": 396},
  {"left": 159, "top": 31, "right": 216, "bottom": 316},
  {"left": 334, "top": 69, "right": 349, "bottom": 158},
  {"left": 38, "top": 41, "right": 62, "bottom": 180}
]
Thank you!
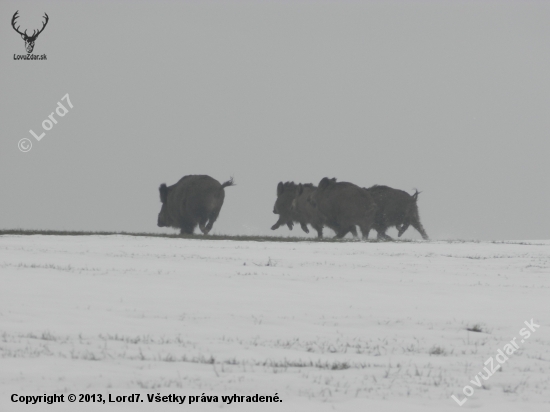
[{"left": 1, "top": 235, "right": 549, "bottom": 411}]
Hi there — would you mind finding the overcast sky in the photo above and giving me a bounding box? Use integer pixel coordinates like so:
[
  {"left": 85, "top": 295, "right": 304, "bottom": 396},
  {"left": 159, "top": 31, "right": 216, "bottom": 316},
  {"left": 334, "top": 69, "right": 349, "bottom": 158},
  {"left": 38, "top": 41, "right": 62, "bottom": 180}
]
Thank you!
[{"left": 1, "top": 0, "right": 549, "bottom": 240}]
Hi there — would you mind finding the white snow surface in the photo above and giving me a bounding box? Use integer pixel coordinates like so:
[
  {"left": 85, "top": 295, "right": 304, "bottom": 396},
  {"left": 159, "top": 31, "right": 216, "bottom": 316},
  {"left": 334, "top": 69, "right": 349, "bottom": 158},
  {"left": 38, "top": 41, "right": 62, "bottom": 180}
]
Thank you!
[{"left": 0, "top": 235, "right": 549, "bottom": 411}]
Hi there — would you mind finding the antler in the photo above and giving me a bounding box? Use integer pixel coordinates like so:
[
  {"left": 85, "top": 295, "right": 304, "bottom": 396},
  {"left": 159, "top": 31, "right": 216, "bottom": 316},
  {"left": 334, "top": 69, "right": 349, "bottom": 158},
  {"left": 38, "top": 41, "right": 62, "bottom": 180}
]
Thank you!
[
  {"left": 33, "top": 13, "right": 49, "bottom": 38},
  {"left": 30, "top": 13, "right": 49, "bottom": 39},
  {"left": 11, "top": 11, "right": 26, "bottom": 37},
  {"left": 11, "top": 11, "right": 49, "bottom": 39}
]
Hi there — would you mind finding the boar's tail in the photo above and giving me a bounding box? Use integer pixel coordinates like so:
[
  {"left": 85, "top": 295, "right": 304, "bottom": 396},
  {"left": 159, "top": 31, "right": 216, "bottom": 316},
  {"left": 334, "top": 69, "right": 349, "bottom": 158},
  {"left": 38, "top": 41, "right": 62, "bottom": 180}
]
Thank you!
[
  {"left": 412, "top": 189, "right": 422, "bottom": 201},
  {"left": 221, "top": 177, "right": 235, "bottom": 189}
]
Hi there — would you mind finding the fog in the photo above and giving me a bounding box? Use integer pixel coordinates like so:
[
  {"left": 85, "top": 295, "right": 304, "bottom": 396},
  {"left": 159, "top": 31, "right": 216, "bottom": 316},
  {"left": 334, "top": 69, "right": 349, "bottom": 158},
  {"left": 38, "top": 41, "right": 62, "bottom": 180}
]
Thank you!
[{"left": 1, "top": 0, "right": 549, "bottom": 240}]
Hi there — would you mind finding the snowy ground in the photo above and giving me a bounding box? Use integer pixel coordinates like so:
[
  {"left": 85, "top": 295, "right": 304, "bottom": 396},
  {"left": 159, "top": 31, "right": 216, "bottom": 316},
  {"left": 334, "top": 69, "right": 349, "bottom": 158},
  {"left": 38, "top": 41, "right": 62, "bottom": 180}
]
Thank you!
[{"left": 0, "top": 235, "right": 549, "bottom": 411}]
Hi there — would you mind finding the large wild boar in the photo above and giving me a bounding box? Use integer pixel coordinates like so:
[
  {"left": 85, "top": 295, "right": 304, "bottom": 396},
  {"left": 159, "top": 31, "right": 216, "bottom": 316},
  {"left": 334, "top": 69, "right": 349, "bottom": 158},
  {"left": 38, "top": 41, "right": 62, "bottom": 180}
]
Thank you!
[
  {"left": 363, "top": 185, "right": 429, "bottom": 240},
  {"left": 309, "top": 178, "right": 376, "bottom": 239},
  {"left": 271, "top": 182, "right": 325, "bottom": 238},
  {"left": 157, "top": 175, "right": 234, "bottom": 235}
]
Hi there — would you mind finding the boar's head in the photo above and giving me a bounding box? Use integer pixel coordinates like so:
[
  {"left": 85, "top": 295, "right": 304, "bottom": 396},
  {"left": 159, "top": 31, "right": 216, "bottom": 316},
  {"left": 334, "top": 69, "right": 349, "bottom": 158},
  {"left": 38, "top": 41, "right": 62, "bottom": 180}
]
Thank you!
[
  {"left": 271, "top": 181, "right": 299, "bottom": 230},
  {"left": 157, "top": 183, "right": 173, "bottom": 227}
]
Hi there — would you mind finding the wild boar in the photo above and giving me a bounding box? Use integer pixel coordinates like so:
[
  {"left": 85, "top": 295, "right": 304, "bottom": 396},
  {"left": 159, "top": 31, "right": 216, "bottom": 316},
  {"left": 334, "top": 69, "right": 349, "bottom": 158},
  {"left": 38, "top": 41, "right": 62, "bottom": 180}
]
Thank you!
[
  {"left": 363, "top": 185, "right": 428, "bottom": 240},
  {"left": 309, "top": 178, "right": 376, "bottom": 239},
  {"left": 157, "top": 175, "right": 234, "bottom": 235},
  {"left": 271, "top": 182, "right": 325, "bottom": 238}
]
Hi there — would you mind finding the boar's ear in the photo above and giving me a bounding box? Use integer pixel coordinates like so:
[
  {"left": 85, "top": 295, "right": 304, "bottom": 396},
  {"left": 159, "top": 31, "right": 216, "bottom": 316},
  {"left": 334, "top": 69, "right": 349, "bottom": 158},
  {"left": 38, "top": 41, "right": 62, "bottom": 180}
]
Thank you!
[
  {"left": 159, "top": 184, "right": 169, "bottom": 204},
  {"left": 298, "top": 184, "right": 303, "bottom": 195},
  {"left": 277, "top": 181, "right": 284, "bottom": 196},
  {"left": 319, "top": 177, "right": 331, "bottom": 189}
]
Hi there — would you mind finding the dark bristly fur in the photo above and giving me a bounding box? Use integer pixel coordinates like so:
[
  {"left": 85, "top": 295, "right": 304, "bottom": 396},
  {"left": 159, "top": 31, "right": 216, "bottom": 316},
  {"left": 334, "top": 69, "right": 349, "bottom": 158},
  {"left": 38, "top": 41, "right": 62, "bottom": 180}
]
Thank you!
[
  {"left": 364, "top": 185, "right": 429, "bottom": 240},
  {"left": 271, "top": 182, "right": 325, "bottom": 238},
  {"left": 291, "top": 184, "right": 325, "bottom": 238},
  {"left": 309, "top": 178, "right": 376, "bottom": 240},
  {"left": 159, "top": 184, "right": 169, "bottom": 204},
  {"left": 270, "top": 182, "right": 325, "bottom": 238},
  {"left": 157, "top": 175, "right": 234, "bottom": 235}
]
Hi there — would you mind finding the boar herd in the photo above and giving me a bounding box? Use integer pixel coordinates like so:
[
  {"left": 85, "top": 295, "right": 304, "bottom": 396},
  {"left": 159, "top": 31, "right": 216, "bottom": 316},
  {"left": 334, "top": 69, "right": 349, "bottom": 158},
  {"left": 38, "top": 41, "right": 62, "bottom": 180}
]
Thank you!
[
  {"left": 157, "top": 174, "right": 428, "bottom": 240},
  {"left": 272, "top": 178, "right": 428, "bottom": 240}
]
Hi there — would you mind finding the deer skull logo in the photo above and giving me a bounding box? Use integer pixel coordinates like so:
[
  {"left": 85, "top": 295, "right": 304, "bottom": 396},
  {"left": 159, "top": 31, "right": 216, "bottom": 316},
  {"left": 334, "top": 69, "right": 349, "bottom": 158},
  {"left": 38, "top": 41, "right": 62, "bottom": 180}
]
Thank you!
[{"left": 11, "top": 11, "right": 49, "bottom": 54}]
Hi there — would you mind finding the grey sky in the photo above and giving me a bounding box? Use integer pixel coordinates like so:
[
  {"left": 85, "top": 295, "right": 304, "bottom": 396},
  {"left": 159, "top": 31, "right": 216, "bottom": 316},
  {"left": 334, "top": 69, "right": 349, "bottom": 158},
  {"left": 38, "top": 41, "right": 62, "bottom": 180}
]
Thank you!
[{"left": 1, "top": 0, "right": 549, "bottom": 240}]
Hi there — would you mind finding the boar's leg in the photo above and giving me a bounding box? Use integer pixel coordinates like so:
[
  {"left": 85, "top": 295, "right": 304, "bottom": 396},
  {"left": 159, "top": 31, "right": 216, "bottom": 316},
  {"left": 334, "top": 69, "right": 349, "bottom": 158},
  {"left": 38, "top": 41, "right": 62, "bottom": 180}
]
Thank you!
[
  {"left": 333, "top": 225, "right": 357, "bottom": 239},
  {"left": 287, "top": 221, "right": 294, "bottom": 230},
  {"left": 299, "top": 221, "right": 310, "bottom": 234},
  {"left": 361, "top": 204, "right": 377, "bottom": 240},
  {"left": 202, "top": 210, "right": 222, "bottom": 235},
  {"left": 358, "top": 224, "right": 373, "bottom": 241},
  {"left": 313, "top": 224, "right": 323, "bottom": 239},
  {"left": 376, "top": 231, "right": 393, "bottom": 241},
  {"left": 411, "top": 219, "right": 429, "bottom": 240},
  {"left": 179, "top": 219, "right": 195, "bottom": 235},
  {"left": 271, "top": 216, "right": 285, "bottom": 230},
  {"left": 198, "top": 217, "right": 209, "bottom": 234},
  {"left": 397, "top": 222, "right": 410, "bottom": 237},
  {"left": 371, "top": 224, "right": 391, "bottom": 240},
  {"left": 333, "top": 231, "right": 346, "bottom": 239},
  {"left": 203, "top": 218, "right": 217, "bottom": 235},
  {"left": 325, "top": 220, "right": 343, "bottom": 238},
  {"left": 332, "top": 226, "right": 348, "bottom": 239}
]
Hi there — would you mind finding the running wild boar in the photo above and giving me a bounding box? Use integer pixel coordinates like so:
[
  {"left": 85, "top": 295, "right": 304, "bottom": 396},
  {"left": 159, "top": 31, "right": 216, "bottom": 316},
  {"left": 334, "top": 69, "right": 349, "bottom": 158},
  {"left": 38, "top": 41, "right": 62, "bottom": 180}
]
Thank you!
[
  {"left": 363, "top": 185, "right": 428, "bottom": 240},
  {"left": 309, "top": 178, "right": 376, "bottom": 239},
  {"left": 271, "top": 182, "right": 325, "bottom": 238},
  {"left": 157, "top": 175, "right": 234, "bottom": 235}
]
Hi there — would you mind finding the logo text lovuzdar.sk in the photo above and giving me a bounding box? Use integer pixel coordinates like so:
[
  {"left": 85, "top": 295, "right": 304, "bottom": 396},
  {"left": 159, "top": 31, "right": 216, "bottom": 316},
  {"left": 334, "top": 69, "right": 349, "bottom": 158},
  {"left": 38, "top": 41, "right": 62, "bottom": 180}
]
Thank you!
[{"left": 11, "top": 10, "right": 49, "bottom": 60}]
